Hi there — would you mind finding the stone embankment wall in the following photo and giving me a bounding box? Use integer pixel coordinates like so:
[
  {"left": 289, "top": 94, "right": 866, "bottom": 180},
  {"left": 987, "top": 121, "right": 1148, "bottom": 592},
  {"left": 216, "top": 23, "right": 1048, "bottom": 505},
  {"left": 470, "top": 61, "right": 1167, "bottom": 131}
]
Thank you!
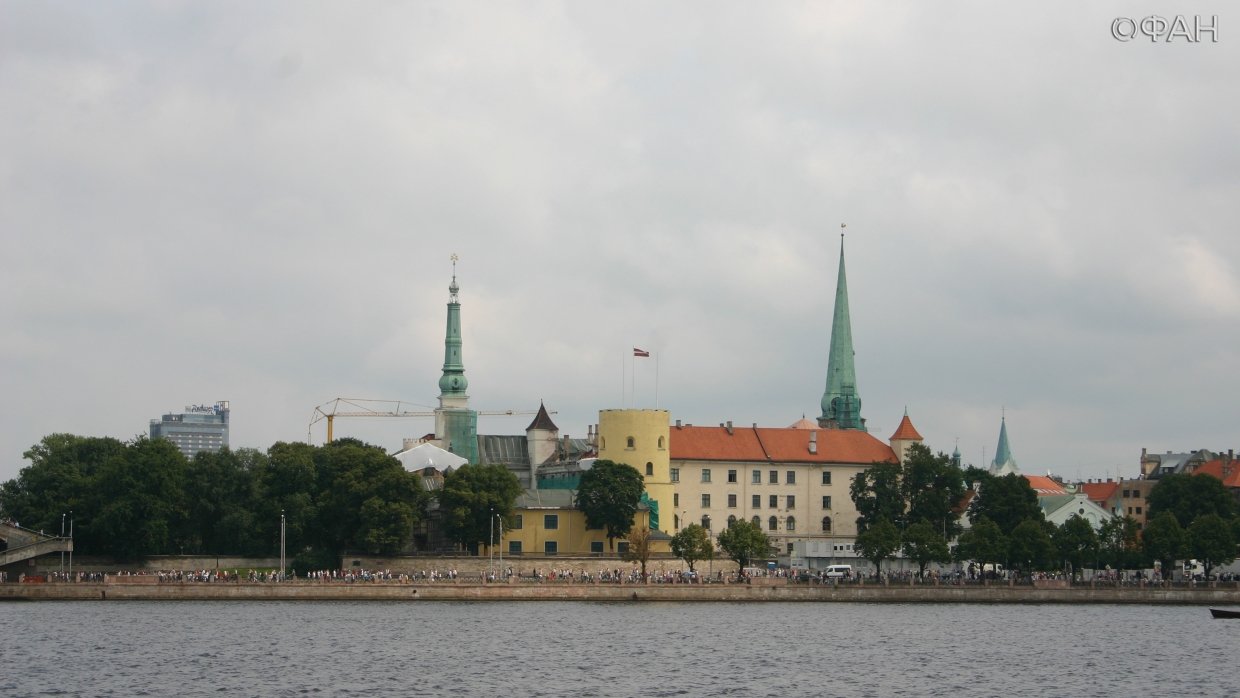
[{"left": 4, "top": 581, "right": 1239, "bottom": 604}]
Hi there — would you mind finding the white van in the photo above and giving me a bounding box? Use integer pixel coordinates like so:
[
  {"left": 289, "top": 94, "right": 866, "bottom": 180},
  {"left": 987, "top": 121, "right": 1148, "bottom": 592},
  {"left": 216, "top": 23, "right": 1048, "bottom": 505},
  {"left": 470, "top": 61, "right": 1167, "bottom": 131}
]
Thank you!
[{"left": 824, "top": 564, "right": 852, "bottom": 578}]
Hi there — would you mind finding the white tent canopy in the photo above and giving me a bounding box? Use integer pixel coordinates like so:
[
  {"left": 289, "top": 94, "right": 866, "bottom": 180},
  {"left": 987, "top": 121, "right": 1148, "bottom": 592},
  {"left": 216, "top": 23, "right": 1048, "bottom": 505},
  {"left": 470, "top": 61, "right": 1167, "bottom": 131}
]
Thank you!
[{"left": 394, "top": 442, "right": 468, "bottom": 473}]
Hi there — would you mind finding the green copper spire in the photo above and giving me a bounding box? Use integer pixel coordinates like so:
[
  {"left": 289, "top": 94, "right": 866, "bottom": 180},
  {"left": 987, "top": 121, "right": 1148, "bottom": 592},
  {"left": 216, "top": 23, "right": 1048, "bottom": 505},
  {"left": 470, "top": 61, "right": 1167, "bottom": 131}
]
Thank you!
[
  {"left": 438, "top": 254, "right": 468, "bottom": 397},
  {"left": 819, "top": 231, "right": 866, "bottom": 431},
  {"left": 990, "top": 413, "right": 1018, "bottom": 476},
  {"left": 435, "top": 254, "right": 477, "bottom": 464}
]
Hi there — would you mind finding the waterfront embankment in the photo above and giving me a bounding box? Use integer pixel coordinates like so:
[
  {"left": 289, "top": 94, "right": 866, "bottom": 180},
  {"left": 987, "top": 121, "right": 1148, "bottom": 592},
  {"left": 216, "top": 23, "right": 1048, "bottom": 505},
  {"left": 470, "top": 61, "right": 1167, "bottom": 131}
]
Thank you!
[{"left": 5, "top": 580, "right": 1240, "bottom": 604}]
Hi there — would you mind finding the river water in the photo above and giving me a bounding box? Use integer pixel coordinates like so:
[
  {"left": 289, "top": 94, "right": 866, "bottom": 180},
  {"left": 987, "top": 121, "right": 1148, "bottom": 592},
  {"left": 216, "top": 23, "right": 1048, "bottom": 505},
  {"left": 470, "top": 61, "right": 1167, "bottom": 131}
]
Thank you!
[{"left": 3, "top": 601, "right": 1237, "bottom": 697}]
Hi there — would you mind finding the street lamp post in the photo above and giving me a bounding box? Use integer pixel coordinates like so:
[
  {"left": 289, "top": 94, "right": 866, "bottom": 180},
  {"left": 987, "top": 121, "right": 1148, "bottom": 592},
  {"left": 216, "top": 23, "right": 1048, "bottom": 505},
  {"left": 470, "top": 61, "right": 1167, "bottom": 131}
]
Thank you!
[
  {"left": 60, "top": 512, "right": 66, "bottom": 579},
  {"left": 497, "top": 513, "right": 504, "bottom": 579},
  {"left": 280, "top": 510, "right": 286, "bottom": 582},
  {"left": 488, "top": 507, "right": 494, "bottom": 582},
  {"left": 68, "top": 512, "right": 73, "bottom": 581}
]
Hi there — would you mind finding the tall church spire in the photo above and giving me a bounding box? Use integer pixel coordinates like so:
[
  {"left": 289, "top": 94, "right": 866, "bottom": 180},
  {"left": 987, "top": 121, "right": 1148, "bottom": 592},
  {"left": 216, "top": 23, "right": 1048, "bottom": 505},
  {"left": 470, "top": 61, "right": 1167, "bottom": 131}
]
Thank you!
[
  {"left": 990, "top": 412, "right": 1019, "bottom": 476},
  {"left": 819, "top": 229, "right": 866, "bottom": 431},
  {"left": 434, "top": 254, "right": 478, "bottom": 464},
  {"left": 438, "top": 254, "right": 468, "bottom": 399}
]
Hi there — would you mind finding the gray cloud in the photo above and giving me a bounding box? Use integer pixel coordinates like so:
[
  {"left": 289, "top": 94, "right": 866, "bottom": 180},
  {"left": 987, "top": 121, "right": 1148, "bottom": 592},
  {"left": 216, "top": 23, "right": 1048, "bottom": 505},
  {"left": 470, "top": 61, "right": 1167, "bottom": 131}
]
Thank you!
[{"left": 2, "top": 2, "right": 1237, "bottom": 482}]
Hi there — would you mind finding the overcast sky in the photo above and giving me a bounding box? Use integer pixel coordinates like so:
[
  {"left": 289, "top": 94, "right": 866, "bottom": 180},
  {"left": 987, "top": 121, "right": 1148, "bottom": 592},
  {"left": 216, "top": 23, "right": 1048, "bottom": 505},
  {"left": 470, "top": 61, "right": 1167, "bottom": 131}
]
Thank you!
[{"left": 2, "top": 2, "right": 1237, "bottom": 484}]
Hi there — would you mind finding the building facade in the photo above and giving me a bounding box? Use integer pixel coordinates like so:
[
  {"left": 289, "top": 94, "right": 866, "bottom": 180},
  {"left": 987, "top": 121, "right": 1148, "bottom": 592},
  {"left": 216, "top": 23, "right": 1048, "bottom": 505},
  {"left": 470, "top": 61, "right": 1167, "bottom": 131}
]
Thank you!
[{"left": 149, "top": 401, "right": 230, "bottom": 458}]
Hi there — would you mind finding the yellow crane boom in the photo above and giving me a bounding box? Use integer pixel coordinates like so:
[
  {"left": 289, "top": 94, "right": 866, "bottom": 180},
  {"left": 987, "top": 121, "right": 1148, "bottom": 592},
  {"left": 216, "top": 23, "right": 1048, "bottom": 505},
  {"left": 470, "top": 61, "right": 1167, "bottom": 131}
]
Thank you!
[{"left": 307, "top": 397, "right": 546, "bottom": 443}]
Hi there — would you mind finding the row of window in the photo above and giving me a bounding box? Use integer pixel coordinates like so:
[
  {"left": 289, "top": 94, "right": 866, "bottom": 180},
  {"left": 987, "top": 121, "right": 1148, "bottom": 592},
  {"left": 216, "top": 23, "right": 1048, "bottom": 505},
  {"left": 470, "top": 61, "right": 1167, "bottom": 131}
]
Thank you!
[
  {"left": 1122, "top": 489, "right": 1143, "bottom": 499},
  {"left": 505, "top": 540, "right": 633, "bottom": 555},
  {"left": 604, "top": 436, "right": 667, "bottom": 450},
  {"left": 676, "top": 493, "right": 834, "bottom": 510},
  {"left": 683, "top": 515, "right": 837, "bottom": 533},
  {"left": 673, "top": 468, "right": 833, "bottom": 485}
]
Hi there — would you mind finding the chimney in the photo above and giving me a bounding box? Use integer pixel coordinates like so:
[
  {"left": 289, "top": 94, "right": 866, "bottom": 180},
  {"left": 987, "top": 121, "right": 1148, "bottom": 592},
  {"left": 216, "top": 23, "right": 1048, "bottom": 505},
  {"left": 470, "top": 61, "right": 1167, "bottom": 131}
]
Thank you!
[
  {"left": 675, "top": 419, "right": 682, "bottom": 429},
  {"left": 809, "top": 431, "right": 818, "bottom": 455},
  {"left": 726, "top": 421, "right": 733, "bottom": 435}
]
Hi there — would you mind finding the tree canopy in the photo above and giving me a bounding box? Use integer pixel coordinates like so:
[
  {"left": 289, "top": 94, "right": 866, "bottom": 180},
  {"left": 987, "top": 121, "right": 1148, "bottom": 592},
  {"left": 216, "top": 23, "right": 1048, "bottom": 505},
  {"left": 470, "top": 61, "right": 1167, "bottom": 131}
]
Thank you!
[
  {"left": 1052, "top": 515, "right": 1098, "bottom": 576},
  {"left": 437, "top": 463, "right": 522, "bottom": 554},
  {"left": 574, "top": 459, "right": 645, "bottom": 550},
  {"left": 1141, "top": 512, "right": 1187, "bottom": 576},
  {"left": 1147, "top": 473, "right": 1237, "bottom": 528},
  {"left": 967, "top": 473, "right": 1044, "bottom": 535},
  {"left": 1188, "top": 514, "right": 1236, "bottom": 577},
  {"left": 850, "top": 444, "right": 967, "bottom": 536},
  {"left": 1, "top": 433, "right": 429, "bottom": 564},
  {"left": 670, "top": 523, "right": 714, "bottom": 572},
  {"left": 716, "top": 518, "right": 771, "bottom": 572},
  {"left": 855, "top": 517, "right": 901, "bottom": 576},
  {"left": 901, "top": 520, "right": 950, "bottom": 577}
]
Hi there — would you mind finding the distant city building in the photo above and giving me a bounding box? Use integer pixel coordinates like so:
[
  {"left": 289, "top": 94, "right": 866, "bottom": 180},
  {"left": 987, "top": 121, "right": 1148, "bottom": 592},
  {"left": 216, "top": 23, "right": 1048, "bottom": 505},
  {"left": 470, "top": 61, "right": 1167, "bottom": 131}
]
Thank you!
[{"left": 150, "top": 401, "right": 230, "bottom": 457}]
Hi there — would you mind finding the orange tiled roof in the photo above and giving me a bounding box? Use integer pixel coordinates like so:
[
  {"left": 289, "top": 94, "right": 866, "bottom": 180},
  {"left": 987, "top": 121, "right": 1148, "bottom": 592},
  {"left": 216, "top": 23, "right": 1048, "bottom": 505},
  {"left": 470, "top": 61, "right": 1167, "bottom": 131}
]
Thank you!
[
  {"left": 889, "top": 414, "right": 923, "bottom": 441},
  {"left": 1079, "top": 480, "right": 1119, "bottom": 504},
  {"left": 1193, "top": 459, "right": 1240, "bottom": 488},
  {"left": 669, "top": 425, "right": 897, "bottom": 465},
  {"left": 1024, "top": 475, "right": 1066, "bottom": 496}
]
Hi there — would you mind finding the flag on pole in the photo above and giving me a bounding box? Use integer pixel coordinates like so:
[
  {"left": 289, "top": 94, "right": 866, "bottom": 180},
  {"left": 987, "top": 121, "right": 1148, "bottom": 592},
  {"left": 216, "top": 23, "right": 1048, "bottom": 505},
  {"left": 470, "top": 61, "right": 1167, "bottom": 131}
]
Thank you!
[{"left": 633, "top": 348, "right": 650, "bottom": 357}]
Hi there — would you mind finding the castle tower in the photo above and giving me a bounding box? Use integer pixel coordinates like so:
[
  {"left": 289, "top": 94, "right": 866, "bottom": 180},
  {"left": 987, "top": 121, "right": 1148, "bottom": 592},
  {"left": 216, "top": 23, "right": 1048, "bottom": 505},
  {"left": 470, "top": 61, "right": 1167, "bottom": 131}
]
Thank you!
[
  {"left": 819, "top": 233, "right": 866, "bottom": 431},
  {"left": 888, "top": 409, "right": 923, "bottom": 464},
  {"left": 990, "top": 415, "right": 1019, "bottom": 476},
  {"left": 525, "top": 401, "right": 559, "bottom": 486},
  {"left": 596, "top": 409, "right": 672, "bottom": 535},
  {"left": 434, "top": 255, "right": 478, "bottom": 464}
]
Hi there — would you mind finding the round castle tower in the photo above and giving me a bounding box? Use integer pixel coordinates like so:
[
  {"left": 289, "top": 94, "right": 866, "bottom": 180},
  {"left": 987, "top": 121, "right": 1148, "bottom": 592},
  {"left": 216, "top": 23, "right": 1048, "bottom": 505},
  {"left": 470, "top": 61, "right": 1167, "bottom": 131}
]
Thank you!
[{"left": 597, "top": 409, "right": 672, "bottom": 535}]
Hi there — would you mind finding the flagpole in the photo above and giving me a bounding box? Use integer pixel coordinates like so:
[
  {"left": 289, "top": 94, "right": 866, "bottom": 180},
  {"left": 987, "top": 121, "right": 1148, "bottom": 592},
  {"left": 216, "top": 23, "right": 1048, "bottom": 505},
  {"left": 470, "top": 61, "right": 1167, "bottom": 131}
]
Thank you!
[{"left": 655, "top": 351, "right": 660, "bottom": 409}]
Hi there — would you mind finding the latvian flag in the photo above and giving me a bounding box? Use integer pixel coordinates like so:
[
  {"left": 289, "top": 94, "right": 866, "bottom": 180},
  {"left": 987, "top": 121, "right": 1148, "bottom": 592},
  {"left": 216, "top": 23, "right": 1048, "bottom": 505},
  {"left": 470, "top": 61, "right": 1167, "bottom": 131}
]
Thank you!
[{"left": 633, "top": 348, "right": 650, "bottom": 357}]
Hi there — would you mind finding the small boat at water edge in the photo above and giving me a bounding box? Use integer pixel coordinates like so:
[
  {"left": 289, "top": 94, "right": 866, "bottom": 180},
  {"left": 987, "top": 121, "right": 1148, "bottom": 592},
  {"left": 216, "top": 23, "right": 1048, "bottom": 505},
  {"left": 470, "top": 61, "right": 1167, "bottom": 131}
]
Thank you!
[{"left": 1209, "top": 608, "right": 1240, "bottom": 619}]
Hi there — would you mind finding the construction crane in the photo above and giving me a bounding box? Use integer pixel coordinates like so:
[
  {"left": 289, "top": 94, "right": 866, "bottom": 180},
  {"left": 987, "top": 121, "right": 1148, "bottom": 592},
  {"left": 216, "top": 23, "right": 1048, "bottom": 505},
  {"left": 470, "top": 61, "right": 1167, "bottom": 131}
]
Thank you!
[{"left": 307, "top": 397, "right": 548, "bottom": 444}]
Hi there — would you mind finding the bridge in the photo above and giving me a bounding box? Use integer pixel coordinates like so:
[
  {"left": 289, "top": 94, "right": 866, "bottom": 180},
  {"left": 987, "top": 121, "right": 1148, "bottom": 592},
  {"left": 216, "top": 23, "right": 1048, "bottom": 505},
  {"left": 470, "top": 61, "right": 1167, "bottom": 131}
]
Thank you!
[{"left": 0, "top": 521, "right": 73, "bottom": 567}]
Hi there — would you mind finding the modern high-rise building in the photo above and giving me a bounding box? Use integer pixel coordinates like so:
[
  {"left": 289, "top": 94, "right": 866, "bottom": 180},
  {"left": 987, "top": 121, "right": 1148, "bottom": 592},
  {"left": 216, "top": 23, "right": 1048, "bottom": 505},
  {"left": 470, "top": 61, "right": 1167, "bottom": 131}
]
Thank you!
[{"left": 150, "top": 401, "right": 230, "bottom": 457}]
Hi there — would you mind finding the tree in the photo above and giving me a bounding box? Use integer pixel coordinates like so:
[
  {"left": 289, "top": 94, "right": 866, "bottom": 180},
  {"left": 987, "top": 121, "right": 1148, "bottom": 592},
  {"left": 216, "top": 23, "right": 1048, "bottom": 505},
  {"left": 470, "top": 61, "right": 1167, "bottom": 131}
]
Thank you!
[
  {"left": 88, "top": 436, "right": 190, "bottom": 560},
  {"left": 438, "top": 463, "right": 522, "bottom": 554},
  {"left": 183, "top": 448, "right": 269, "bottom": 556},
  {"left": 855, "top": 517, "right": 901, "bottom": 577},
  {"left": 574, "top": 459, "right": 645, "bottom": 550},
  {"left": 622, "top": 527, "right": 654, "bottom": 582},
  {"left": 716, "top": 518, "right": 771, "bottom": 573},
  {"left": 968, "top": 473, "right": 1044, "bottom": 535},
  {"left": 1147, "top": 473, "right": 1237, "bottom": 528},
  {"left": 1142, "top": 512, "right": 1187, "bottom": 577},
  {"left": 1005, "top": 519, "right": 1054, "bottom": 577},
  {"left": 312, "top": 438, "right": 427, "bottom": 557},
  {"left": 1188, "top": 514, "right": 1237, "bottom": 578},
  {"left": 956, "top": 517, "right": 1007, "bottom": 578},
  {"left": 850, "top": 460, "right": 904, "bottom": 532},
  {"left": 1052, "top": 515, "right": 1098, "bottom": 578},
  {"left": 901, "top": 444, "right": 967, "bottom": 540},
  {"left": 1098, "top": 516, "right": 1141, "bottom": 575},
  {"left": 901, "top": 520, "right": 950, "bottom": 577},
  {"left": 670, "top": 523, "right": 714, "bottom": 573}
]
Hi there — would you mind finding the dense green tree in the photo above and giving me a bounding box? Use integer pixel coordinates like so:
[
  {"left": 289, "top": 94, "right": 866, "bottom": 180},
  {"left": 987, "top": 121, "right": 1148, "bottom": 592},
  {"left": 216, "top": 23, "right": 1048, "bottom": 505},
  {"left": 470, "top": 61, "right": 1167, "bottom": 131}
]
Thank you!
[
  {"left": 438, "top": 463, "right": 522, "bottom": 554},
  {"left": 855, "top": 517, "right": 901, "bottom": 576},
  {"left": 1052, "top": 515, "right": 1099, "bottom": 577},
  {"left": 1098, "top": 516, "right": 1141, "bottom": 574},
  {"left": 901, "top": 444, "right": 967, "bottom": 540},
  {"left": 88, "top": 436, "right": 190, "bottom": 560},
  {"left": 310, "top": 438, "right": 427, "bottom": 557},
  {"left": 183, "top": 448, "right": 270, "bottom": 556},
  {"left": 1142, "top": 512, "right": 1187, "bottom": 576},
  {"left": 0, "top": 434, "right": 126, "bottom": 546},
  {"left": 1188, "top": 514, "right": 1237, "bottom": 578},
  {"left": 956, "top": 517, "right": 1008, "bottom": 577},
  {"left": 670, "top": 523, "right": 714, "bottom": 572},
  {"left": 968, "top": 473, "right": 1044, "bottom": 535},
  {"left": 850, "top": 460, "right": 904, "bottom": 532},
  {"left": 716, "top": 518, "right": 771, "bottom": 572},
  {"left": 264, "top": 441, "right": 320, "bottom": 557},
  {"left": 1147, "top": 473, "right": 1237, "bottom": 528},
  {"left": 1008, "top": 519, "right": 1055, "bottom": 576},
  {"left": 574, "top": 459, "right": 645, "bottom": 550},
  {"left": 901, "top": 520, "right": 951, "bottom": 577}
]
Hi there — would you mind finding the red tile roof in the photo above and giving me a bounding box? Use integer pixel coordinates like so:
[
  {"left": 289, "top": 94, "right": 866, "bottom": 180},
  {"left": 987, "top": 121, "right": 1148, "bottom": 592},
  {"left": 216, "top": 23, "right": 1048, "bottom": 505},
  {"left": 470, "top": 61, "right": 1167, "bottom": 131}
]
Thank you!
[
  {"left": 1024, "top": 475, "right": 1066, "bottom": 496},
  {"left": 1193, "top": 459, "right": 1240, "bottom": 488},
  {"left": 670, "top": 425, "right": 897, "bottom": 465},
  {"left": 1079, "top": 480, "right": 1119, "bottom": 505},
  {"left": 889, "top": 414, "right": 923, "bottom": 441}
]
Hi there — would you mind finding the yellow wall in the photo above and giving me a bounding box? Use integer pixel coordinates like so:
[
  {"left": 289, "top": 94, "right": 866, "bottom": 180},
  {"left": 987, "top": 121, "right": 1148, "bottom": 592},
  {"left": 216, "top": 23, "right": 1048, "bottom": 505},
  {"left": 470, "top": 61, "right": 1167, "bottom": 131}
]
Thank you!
[
  {"left": 498, "top": 507, "right": 669, "bottom": 556},
  {"left": 597, "top": 409, "right": 673, "bottom": 535}
]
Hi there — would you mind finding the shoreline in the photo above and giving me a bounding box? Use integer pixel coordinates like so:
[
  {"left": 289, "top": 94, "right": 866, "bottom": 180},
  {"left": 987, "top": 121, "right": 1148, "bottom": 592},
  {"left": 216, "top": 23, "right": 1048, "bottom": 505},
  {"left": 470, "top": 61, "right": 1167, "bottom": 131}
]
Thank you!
[{"left": 4, "top": 581, "right": 1239, "bottom": 604}]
